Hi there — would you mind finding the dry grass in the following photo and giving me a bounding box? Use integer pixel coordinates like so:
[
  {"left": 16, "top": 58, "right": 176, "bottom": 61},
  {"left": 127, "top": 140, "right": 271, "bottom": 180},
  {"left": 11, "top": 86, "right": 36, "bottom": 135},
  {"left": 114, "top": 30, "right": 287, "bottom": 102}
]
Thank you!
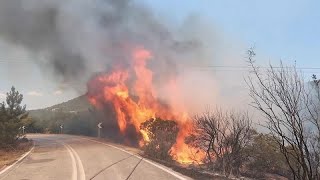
[{"left": 0, "top": 140, "right": 33, "bottom": 170}]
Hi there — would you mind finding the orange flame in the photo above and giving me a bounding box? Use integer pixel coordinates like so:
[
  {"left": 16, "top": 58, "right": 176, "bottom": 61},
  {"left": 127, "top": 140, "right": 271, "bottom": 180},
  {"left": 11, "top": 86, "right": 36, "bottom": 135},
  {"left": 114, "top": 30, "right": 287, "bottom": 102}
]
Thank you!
[{"left": 88, "top": 46, "right": 205, "bottom": 164}]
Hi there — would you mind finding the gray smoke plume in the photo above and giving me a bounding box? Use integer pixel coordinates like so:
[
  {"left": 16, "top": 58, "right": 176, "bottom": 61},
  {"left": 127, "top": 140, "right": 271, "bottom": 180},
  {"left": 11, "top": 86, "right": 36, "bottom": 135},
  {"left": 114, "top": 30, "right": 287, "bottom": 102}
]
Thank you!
[
  {"left": 0, "top": 0, "right": 202, "bottom": 85},
  {"left": 0, "top": 0, "right": 247, "bottom": 113}
]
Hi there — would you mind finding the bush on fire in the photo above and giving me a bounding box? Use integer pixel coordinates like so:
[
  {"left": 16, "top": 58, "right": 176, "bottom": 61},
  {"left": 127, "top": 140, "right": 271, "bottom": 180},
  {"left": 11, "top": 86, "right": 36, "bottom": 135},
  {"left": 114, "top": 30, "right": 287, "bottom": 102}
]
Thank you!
[{"left": 140, "top": 118, "right": 179, "bottom": 160}]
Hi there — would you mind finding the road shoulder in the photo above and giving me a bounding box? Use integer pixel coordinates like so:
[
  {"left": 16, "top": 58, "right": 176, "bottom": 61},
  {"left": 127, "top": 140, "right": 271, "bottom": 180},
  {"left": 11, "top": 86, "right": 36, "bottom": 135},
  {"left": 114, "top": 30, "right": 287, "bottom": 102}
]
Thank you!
[{"left": 0, "top": 141, "right": 34, "bottom": 175}]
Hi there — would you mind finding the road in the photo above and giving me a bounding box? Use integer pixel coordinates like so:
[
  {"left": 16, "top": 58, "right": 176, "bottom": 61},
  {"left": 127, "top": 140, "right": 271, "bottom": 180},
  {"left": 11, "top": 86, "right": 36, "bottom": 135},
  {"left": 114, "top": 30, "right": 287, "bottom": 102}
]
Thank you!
[{"left": 0, "top": 134, "right": 191, "bottom": 180}]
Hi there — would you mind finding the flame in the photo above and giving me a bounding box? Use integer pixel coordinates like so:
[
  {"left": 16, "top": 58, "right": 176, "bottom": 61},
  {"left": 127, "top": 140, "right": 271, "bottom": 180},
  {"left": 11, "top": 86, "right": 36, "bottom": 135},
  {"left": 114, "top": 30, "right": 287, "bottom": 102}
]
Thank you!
[
  {"left": 87, "top": 46, "right": 205, "bottom": 164},
  {"left": 139, "top": 129, "right": 150, "bottom": 147}
]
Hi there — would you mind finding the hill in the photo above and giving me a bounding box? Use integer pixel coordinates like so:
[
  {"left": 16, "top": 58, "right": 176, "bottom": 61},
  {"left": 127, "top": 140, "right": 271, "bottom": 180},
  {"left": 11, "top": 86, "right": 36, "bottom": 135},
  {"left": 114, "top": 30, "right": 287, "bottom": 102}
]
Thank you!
[
  {"left": 30, "top": 95, "right": 91, "bottom": 114},
  {"left": 27, "top": 95, "right": 99, "bottom": 135}
]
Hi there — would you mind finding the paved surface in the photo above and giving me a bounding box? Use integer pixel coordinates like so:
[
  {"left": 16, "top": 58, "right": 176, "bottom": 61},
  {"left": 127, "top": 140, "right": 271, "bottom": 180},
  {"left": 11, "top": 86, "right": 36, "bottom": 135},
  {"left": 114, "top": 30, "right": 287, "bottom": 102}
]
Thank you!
[{"left": 0, "top": 134, "right": 190, "bottom": 180}]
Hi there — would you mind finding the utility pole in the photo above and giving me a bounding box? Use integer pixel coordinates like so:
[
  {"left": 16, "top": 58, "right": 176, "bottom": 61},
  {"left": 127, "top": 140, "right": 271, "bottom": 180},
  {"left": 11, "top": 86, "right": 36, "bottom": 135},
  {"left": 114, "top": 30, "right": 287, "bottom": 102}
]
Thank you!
[{"left": 97, "top": 122, "right": 102, "bottom": 138}]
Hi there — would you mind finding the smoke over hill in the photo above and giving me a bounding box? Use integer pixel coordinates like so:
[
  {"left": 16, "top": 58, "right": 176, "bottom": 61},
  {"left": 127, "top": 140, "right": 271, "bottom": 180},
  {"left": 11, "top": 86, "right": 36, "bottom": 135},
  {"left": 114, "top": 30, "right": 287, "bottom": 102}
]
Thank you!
[{"left": 1, "top": 0, "right": 246, "bottom": 163}]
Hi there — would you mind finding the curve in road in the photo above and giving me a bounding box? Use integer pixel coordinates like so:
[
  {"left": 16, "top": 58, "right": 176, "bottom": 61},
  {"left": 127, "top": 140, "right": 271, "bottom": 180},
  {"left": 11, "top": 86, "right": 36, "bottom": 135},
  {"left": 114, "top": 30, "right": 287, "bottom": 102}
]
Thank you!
[{"left": 0, "top": 134, "right": 191, "bottom": 180}]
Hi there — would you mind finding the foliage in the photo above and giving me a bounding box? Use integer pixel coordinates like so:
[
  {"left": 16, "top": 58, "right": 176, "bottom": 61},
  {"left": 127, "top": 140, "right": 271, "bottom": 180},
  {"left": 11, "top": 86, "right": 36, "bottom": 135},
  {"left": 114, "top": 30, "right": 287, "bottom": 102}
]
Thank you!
[
  {"left": 0, "top": 87, "right": 27, "bottom": 148},
  {"left": 26, "top": 95, "right": 99, "bottom": 136},
  {"left": 140, "top": 118, "right": 179, "bottom": 160},
  {"left": 29, "top": 110, "right": 98, "bottom": 136},
  {"left": 244, "top": 133, "right": 291, "bottom": 178}
]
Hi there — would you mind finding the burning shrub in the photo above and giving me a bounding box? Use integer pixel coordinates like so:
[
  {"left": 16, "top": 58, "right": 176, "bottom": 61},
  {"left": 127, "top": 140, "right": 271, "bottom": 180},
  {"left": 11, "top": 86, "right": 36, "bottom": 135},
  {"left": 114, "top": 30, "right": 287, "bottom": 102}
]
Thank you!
[
  {"left": 140, "top": 118, "right": 179, "bottom": 161},
  {"left": 87, "top": 47, "right": 206, "bottom": 163}
]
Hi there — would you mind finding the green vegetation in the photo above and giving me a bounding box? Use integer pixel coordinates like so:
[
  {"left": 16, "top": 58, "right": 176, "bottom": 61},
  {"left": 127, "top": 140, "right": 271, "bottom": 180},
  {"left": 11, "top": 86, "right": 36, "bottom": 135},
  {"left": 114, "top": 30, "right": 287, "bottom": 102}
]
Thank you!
[
  {"left": 244, "top": 133, "right": 290, "bottom": 178},
  {"left": 140, "top": 118, "right": 179, "bottom": 161},
  {"left": 27, "top": 95, "right": 98, "bottom": 136},
  {"left": 0, "top": 87, "right": 27, "bottom": 148},
  {"left": 29, "top": 110, "right": 98, "bottom": 136}
]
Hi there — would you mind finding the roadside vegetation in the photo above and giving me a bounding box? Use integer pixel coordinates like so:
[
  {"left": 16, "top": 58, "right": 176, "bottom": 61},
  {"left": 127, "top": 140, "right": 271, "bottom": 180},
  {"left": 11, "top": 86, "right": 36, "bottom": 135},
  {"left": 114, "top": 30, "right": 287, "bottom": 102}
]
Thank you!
[
  {"left": 0, "top": 87, "right": 33, "bottom": 169},
  {"left": 17, "top": 50, "right": 320, "bottom": 179},
  {"left": 136, "top": 50, "right": 320, "bottom": 179},
  {"left": 29, "top": 110, "right": 98, "bottom": 135},
  {"left": 27, "top": 95, "right": 100, "bottom": 136},
  {"left": 246, "top": 49, "right": 320, "bottom": 179},
  {"left": 140, "top": 118, "right": 179, "bottom": 161}
]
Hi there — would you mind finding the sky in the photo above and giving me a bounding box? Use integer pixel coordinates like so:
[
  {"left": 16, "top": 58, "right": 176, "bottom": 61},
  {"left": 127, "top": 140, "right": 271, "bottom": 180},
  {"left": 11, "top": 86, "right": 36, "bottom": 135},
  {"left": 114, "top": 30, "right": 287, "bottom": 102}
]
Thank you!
[
  {"left": 142, "top": 0, "right": 320, "bottom": 66},
  {"left": 0, "top": 0, "right": 320, "bottom": 109}
]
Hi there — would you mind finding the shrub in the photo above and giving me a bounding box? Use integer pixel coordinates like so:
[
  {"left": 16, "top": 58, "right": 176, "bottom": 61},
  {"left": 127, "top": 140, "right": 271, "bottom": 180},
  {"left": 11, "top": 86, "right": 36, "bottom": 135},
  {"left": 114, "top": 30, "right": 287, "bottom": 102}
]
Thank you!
[{"left": 140, "top": 118, "right": 179, "bottom": 160}]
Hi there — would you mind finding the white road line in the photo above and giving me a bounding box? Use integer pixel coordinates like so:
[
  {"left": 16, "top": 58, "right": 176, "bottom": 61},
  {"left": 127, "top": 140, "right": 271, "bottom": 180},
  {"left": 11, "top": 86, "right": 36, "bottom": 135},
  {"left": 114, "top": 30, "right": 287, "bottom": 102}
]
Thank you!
[
  {"left": 62, "top": 143, "right": 77, "bottom": 180},
  {"left": 81, "top": 138, "right": 188, "bottom": 180},
  {"left": 66, "top": 144, "right": 86, "bottom": 180},
  {"left": 0, "top": 144, "right": 35, "bottom": 176}
]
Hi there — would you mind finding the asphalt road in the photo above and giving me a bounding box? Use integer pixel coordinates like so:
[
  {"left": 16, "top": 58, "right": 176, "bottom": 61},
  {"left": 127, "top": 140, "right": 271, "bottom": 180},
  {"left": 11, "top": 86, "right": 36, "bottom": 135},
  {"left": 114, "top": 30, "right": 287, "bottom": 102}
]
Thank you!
[{"left": 0, "top": 134, "right": 191, "bottom": 180}]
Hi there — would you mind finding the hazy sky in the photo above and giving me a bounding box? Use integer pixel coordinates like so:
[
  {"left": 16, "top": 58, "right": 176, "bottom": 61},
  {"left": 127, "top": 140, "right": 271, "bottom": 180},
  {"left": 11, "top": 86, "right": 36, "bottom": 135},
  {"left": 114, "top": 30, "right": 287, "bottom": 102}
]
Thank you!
[{"left": 0, "top": 0, "right": 319, "bottom": 109}]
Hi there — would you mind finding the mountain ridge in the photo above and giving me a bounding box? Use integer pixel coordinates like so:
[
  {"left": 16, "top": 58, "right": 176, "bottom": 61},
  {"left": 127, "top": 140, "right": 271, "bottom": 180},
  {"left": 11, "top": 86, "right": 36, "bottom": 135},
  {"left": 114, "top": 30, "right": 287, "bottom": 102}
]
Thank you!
[{"left": 29, "top": 95, "right": 91, "bottom": 113}]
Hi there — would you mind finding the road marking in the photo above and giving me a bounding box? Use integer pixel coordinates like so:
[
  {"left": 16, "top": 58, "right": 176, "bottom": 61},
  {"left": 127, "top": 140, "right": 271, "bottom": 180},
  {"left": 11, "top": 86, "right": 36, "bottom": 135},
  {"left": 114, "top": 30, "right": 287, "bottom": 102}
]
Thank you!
[
  {"left": 0, "top": 144, "right": 35, "bottom": 176},
  {"left": 125, "top": 157, "right": 143, "bottom": 180},
  {"left": 81, "top": 138, "right": 188, "bottom": 180},
  {"left": 68, "top": 144, "right": 86, "bottom": 180},
  {"left": 62, "top": 143, "right": 77, "bottom": 180},
  {"left": 63, "top": 143, "right": 86, "bottom": 180},
  {"left": 89, "top": 154, "right": 135, "bottom": 180}
]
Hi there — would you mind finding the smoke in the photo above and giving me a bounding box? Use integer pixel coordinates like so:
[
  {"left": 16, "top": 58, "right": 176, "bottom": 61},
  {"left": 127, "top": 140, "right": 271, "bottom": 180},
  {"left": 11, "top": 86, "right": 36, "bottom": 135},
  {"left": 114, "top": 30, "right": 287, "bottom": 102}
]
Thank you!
[{"left": 0, "top": 0, "right": 246, "bottom": 112}]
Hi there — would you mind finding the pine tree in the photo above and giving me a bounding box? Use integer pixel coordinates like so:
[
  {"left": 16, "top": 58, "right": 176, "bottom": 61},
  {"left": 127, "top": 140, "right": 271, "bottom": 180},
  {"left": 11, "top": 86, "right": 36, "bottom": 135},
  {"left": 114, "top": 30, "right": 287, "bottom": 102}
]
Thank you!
[{"left": 0, "top": 86, "right": 27, "bottom": 147}]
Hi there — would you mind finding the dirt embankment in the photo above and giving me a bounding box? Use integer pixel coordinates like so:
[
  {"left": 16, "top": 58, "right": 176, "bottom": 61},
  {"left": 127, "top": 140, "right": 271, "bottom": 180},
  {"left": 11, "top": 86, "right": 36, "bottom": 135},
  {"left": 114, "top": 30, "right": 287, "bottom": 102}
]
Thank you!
[{"left": 0, "top": 139, "right": 33, "bottom": 170}]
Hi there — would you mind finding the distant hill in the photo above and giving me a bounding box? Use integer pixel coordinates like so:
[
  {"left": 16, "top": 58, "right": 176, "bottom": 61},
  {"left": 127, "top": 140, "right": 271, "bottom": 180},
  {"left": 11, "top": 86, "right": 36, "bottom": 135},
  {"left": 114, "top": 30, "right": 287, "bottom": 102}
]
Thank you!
[
  {"left": 29, "top": 95, "right": 91, "bottom": 114},
  {"left": 27, "top": 95, "right": 100, "bottom": 135}
]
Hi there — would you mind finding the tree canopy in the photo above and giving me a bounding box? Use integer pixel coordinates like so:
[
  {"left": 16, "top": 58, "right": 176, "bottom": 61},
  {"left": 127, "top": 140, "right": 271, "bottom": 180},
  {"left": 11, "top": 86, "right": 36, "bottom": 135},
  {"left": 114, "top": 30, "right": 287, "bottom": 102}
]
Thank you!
[{"left": 0, "top": 87, "right": 27, "bottom": 147}]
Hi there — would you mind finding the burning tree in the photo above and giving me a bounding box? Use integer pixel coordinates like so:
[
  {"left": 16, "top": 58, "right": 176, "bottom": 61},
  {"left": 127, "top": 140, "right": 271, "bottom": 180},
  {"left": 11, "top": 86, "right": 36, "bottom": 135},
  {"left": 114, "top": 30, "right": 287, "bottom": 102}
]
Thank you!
[
  {"left": 87, "top": 46, "right": 205, "bottom": 164},
  {"left": 140, "top": 118, "right": 179, "bottom": 160}
]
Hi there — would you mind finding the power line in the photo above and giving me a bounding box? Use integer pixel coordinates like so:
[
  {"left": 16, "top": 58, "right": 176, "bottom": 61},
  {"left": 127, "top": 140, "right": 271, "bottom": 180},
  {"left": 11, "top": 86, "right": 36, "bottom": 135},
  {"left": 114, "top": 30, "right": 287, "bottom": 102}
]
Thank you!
[
  {"left": 189, "top": 65, "right": 320, "bottom": 70},
  {"left": 0, "top": 59, "right": 320, "bottom": 73}
]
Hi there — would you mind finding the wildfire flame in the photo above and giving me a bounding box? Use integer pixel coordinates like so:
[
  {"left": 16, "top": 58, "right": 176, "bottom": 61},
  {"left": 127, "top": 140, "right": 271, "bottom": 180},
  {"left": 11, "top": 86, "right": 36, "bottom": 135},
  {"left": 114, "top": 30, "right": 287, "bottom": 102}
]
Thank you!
[{"left": 87, "top": 46, "right": 205, "bottom": 164}]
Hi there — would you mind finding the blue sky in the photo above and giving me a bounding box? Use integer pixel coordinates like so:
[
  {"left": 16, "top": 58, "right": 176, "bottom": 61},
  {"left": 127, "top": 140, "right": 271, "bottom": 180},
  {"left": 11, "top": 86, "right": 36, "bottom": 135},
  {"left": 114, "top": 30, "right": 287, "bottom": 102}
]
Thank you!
[{"left": 142, "top": 0, "right": 320, "bottom": 68}]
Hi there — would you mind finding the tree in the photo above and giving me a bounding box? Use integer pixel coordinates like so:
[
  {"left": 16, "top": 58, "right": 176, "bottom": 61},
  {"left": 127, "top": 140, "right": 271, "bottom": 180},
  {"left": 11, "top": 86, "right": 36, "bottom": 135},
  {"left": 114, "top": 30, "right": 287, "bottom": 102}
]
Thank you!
[
  {"left": 187, "top": 108, "right": 253, "bottom": 177},
  {"left": 21, "top": 117, "right": 44, "bottom": 133},
  {"left": 223, "top": 111, "right": 253, "bottom": 176},
  {"left": 246, "top": 49, "right": 320, "bottom": 180},
  {"left": 140, "top": 118, "right": 179, "bottom": 160},
  {"left": 244, "top": 133, "right": 290, "bottom": 178},
  {"left": 307, "top": 75, "right": 320, "bottom": 178},
  {"left": 186, "top": 108, "right": 226, "bottom": 167},
  {"left": 0, "top": 86, "right": 27, "bottom": 147}
]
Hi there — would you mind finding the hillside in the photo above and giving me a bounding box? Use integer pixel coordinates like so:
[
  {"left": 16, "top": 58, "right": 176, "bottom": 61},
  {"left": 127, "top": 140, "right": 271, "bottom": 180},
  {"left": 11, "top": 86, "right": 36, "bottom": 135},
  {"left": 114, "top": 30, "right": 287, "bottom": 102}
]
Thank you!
[
  {"left": 27, "top": 95, "right": 100, "bottom": 135},
  {"left": 28, "top": 95, "right": 92, "bottom": 120},
  {"left": 44, "top": 95, "right": 91, "bottom": 112}
]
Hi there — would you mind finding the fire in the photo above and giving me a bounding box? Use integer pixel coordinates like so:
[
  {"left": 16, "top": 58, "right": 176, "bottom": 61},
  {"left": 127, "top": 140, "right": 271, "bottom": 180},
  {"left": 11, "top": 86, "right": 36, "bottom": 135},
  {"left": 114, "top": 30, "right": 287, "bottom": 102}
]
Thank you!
[
  {"left": 139, "top": 129, "right": 150, "bottom": 147},
  {"left": 87, "top": 46, "right": 205, "bottom": 164}
]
